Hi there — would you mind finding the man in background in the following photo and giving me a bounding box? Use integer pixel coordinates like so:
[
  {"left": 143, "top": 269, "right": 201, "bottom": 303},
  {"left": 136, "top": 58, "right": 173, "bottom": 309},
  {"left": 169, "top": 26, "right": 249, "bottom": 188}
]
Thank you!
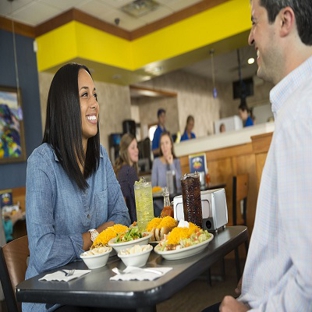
[
  {"left": 152, "top": 108, "right": 166, "bottom": 158},
  {"left": 204, "top": 0, "right": 312, "bottom": 311}
]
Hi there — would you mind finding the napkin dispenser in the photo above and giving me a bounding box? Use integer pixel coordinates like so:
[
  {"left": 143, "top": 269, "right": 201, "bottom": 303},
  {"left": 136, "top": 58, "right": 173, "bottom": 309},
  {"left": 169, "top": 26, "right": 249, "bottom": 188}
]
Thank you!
[{"left": 173, "top": 188, "right": 228, "bottom": 232}]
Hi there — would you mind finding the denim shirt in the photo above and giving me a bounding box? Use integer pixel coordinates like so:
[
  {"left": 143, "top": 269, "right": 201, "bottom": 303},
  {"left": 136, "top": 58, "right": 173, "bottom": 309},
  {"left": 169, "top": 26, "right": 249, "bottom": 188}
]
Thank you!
[{"left": 23, "top": 143, "right": 130, "bottom": 312}]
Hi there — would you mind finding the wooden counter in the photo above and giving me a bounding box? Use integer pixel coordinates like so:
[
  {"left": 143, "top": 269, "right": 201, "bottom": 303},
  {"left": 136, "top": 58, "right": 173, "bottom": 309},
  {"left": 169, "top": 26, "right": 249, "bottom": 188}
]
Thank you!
[{"left": 176, "top": 126, "right": 273, "bottom": 235}]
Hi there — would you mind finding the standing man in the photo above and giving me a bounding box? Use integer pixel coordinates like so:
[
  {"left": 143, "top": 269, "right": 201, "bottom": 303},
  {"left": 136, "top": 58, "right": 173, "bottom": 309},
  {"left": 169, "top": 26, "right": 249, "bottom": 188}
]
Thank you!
[
  {"left": 152, "top": 108, "right": 166, "bottom": 158},
  {"left": 204, "top": 0, "right": 312, "bottom": 311}
]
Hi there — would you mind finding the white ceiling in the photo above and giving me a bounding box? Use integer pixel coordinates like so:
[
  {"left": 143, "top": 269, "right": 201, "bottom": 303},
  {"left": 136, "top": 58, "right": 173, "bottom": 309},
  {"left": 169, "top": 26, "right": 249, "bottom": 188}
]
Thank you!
[{"left": 1, "top": 0, "right": 258, "bottom": 83}]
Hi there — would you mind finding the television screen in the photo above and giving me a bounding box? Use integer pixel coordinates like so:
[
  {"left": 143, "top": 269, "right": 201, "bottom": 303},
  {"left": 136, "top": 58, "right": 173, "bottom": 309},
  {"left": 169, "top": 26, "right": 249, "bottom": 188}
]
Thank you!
[{"left": 233, "top": 77, "right": 254, "bottom": 99}]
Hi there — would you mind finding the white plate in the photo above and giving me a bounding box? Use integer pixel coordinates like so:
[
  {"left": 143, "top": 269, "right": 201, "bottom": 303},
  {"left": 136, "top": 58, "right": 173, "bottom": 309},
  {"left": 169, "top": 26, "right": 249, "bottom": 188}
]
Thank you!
[
  {"left": 154, "top": 234, "right": 214, "bottom": 260},
  {"left": 108, "top": 232, "right": 153, "bottom": 253}
]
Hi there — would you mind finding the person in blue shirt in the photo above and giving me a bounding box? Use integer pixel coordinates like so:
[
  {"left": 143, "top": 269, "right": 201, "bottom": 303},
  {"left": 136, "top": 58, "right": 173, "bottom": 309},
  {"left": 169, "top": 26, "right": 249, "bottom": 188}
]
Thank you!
[
  {"left": 152, "top": 108, "right": 166, "bottom": 157},
  {"left": 2, "top": 208, "right": 24, "bottom": 242},
  {"left": 238, "top": 100, "right": 254, "bottom": 127},
  {"left": 24, "top": 63, "right": 131, "bottom": 312},
  {"left": 181, "top": 115, "right": 196, "bottom": 141}
]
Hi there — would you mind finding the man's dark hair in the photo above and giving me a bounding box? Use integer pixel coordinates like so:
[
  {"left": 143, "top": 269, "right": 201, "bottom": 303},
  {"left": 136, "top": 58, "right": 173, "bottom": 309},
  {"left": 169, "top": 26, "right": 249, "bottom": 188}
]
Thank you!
[
  {"left": 42, "top": 63, "right": 100, "bottom": 190},
  {"left": 157, "top": 108, "right": 166, "bottom": 117},
  {"left": 259, "top": 0, "right": 312, "bottom": 45}
]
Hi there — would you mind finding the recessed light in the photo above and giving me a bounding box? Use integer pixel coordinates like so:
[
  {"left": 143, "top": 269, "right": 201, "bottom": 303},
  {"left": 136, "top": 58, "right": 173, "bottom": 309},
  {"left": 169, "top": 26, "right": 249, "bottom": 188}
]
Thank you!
[
  {"left": 145, "top": 66, "right": 162, "bottom": 75},
  {"left": 121, "top": 0, "right": 160, "bottom": 18},
  {"left": 248, "top": 58, "right": 255, "bottom": 65}
]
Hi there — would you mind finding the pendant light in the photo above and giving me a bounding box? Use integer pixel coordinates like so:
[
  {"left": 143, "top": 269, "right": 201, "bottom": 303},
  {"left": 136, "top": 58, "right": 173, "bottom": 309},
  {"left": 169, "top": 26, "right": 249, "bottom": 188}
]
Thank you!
[
  {"left": 210, "top": 49, "right": 217, "bottom": 98},
  {"left": 9, "top": 0, "right": 22, "bottom": 118},
  {"left": 237, "top": 49, "right": 246, "bottom": 104}
]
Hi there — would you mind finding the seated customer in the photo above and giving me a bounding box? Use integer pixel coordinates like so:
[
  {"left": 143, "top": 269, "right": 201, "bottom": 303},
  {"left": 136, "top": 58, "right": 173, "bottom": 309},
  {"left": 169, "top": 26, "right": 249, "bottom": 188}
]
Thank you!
[
  {"left": 2, "top": 209, "right": 24, "bottom": 242},
  {"left": 114, "top": 133, "right": 139, "bottom": 223},
  {"left": 25, "top": 63, "right": 131, "bottom": 312},
  {"left": 151, "top": 131, "right": 182, "bottom": 216}
]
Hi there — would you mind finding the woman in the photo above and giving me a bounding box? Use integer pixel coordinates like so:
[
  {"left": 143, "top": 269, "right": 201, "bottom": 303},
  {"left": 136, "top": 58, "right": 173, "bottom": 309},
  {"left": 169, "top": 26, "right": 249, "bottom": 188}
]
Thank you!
[
  {"left": 180, "top": 115, "right": 196, "bottom": 141},
  {"left": 25, "top": 63, "right": 131, "bottom": 312},
  {"left": 114, "top": 133, "right": 139, "bottom": 223},
  {"left": 151, "top": 131, "right": 182, "bottom": 216}
]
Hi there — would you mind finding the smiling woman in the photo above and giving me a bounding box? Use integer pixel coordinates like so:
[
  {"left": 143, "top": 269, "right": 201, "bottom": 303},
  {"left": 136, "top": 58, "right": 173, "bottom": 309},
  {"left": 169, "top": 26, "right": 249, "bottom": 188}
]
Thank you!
[{"left": 24, "top": 63, "right": 131, "bottom": 312}]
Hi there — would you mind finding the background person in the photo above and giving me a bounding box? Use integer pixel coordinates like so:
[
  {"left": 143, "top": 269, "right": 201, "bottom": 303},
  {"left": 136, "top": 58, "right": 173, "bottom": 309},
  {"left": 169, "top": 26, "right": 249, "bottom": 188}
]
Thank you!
[
  {"left": 238, "top": 99, "right": 254, "bottom": 127},
  {"left": 219, "top": 123, "right": 226, "bottom": 133},
  {"left": 204, "top": 0, "right": 312, "bottom": 311},
  {"left": 25, "top": 63, "right": 131, "bottom": 312},
  {"left": 151, "top": 108, "right": 166, "bottom": 158},
  {"left": 2, "top": 209, "right": 24, "bottom": 242},
  {"left": 180, "top": 115, "right": 196, "bottom": 141},
  {"left": 151, "top": 131, "right": 181, "bottom": 216},
  {"left": 114, "top": 133, "right": 139, "bottom": 224}
]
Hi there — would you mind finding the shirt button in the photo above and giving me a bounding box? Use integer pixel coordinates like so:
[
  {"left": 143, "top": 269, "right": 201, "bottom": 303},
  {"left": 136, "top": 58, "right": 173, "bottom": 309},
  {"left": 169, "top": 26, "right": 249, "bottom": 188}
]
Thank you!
[{"left": 87, "top": 214, "right": 90, "bottom": 219}]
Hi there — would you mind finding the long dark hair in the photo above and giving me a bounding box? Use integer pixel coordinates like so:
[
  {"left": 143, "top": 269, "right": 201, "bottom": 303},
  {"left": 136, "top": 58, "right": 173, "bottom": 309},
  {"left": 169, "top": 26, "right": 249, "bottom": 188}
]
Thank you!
[
  {"left": 42, "top": 63, "right": 100, "bottom": 190},
  {"left": 114, "top": 133, "right": 138, "bottom": 176},
  {"left": 159, "top": 131, "right": 177, "bottom": 159},
  {"left": 184, "top": 115, "right": 194, "bottom": 133}
]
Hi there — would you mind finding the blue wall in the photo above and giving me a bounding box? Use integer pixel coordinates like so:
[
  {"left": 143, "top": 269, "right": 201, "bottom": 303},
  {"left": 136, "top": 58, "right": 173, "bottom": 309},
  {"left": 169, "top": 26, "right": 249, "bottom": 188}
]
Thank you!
[{"left": 0, "top": 30, "right": 42, "bottom": 189}]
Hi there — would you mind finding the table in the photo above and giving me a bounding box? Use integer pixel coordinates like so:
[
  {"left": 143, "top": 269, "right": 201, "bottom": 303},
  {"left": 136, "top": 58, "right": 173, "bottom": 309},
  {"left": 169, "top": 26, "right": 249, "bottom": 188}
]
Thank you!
[{"left": 16, "top": 226, "right": 248, "bottom": 312}]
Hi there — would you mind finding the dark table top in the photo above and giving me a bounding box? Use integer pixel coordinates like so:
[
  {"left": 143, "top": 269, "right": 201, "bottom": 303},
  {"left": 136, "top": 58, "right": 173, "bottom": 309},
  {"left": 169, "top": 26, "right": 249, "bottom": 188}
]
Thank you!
[{"left": 16, "top": 226, "right": 248, "bottom": 312}]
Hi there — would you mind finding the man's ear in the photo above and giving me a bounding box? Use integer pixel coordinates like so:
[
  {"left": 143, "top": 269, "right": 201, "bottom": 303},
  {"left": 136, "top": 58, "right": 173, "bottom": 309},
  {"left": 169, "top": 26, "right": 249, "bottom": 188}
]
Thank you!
[{"left": 279, "top": 7, "right": 295, "bottom": 37}]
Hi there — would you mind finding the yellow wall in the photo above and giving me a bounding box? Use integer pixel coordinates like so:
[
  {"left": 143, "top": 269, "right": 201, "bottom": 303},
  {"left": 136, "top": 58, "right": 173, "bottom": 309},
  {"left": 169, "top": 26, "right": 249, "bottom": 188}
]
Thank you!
[{"left": 36, "top": 0, "right": 251, "bottom": 74}]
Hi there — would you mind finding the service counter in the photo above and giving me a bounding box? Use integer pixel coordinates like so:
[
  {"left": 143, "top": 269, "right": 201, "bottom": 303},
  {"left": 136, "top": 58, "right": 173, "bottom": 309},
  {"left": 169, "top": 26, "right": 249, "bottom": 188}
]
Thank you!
[{"left": 174, "top": 123, "right": 274, "bottom": 234}]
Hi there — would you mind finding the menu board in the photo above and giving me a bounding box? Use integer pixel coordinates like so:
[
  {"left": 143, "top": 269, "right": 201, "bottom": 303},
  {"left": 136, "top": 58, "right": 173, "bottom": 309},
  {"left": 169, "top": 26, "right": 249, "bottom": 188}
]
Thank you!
[{"left": 188, "top": 153, "right": 207, "bottom": 173}]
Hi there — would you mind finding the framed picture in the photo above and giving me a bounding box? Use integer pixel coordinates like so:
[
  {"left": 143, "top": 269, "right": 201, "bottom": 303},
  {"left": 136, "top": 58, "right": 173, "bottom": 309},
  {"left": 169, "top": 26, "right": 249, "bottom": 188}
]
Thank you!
[
  {"left": 0, "top": 86, "right": 26, "bottom": 164},
  {"left": 188, "top": 153, "right": 207, "bottom": 174}
]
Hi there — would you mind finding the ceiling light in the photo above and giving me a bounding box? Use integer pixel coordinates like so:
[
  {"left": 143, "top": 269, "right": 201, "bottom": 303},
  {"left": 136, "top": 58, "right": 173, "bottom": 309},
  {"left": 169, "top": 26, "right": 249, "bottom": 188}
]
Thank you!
[
  {"left": 121, "top": 0, "right": 160, "bottom": 18},
  {"left": 248, "top": 58, "right": 255, "bottom": 65},
  {"left": 145, "top": 65, "right": 162, "bottom": 75}
]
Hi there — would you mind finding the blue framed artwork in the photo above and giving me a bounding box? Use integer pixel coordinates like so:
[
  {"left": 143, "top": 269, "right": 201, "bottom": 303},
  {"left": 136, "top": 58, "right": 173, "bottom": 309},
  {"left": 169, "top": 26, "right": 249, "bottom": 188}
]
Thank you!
[
  {"left": 188, "top": 153, "right": 207, "bottom": 174},
  {"left": 0, "top": 86, "right": 26, "bottom": 164}
]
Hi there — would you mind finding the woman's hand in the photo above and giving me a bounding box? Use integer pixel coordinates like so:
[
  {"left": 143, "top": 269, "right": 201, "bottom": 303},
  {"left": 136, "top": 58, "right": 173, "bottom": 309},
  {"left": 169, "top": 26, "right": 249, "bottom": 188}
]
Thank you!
[
  {"left": 219, "top": 296, "right": 249, "bottom": 312},
  {"left": 82, "top": 221, "right": 115, "bottom": 250},
  {"left": 165, "top": 154, "right": 173, "bottom": 165}
]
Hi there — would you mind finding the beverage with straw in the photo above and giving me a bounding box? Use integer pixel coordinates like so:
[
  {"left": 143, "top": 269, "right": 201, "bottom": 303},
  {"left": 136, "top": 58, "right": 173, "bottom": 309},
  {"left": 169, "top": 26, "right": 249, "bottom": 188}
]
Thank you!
[{"left": 134, "top": 178, "right": 154, "bottom": 231}]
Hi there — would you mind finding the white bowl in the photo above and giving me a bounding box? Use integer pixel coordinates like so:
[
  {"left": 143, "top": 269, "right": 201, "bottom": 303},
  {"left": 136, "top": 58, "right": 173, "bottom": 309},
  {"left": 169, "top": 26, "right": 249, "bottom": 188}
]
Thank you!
[
  {"left": 108, "top": 232, "right": 152, "bottom": 254},
  {"left": 80, "top": 246, "right": 112, "bottom": 269},
  {"left": 117, "top": 244, "right": 153, "bottom": 267}
]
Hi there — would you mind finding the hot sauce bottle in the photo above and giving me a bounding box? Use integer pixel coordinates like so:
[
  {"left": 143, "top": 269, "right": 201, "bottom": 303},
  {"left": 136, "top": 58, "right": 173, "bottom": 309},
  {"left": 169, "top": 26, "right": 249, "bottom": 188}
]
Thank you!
[{"left": 160, "top": 187, "right": 174, "bottom": 218}]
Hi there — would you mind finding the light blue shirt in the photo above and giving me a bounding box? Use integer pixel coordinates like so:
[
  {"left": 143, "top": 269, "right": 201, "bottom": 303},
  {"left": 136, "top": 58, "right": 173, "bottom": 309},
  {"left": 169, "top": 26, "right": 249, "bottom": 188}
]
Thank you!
[
  {"left": 151, "top": 158, "right": 182, "bottom": 192},
  {"left": 24, "top": 143, "right": 130, "bottom": 312},
  {"left": 239, "top": 57, "right": 312, "bottom": 311}
]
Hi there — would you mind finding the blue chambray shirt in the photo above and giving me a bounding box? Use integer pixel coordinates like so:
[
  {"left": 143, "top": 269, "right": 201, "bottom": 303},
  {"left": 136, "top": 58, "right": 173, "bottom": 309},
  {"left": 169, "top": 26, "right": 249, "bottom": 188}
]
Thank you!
[{"left": 23, "top": 143, "right": 130, "bottom": 312}]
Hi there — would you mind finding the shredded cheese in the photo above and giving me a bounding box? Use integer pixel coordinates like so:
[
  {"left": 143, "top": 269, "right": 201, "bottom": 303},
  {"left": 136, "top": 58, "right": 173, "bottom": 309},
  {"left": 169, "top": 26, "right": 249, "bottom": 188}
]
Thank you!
[
  {"left": 156, "top": 216, "right": 177, "bottom": 229},
  {"left": 91, "top": 224, "right": 128, "bottom": 248},
  {"left": 166, "top": 222, "right": 200, "bottom": 245},
  {"left": 146, "top": 217, "right": 162, "bottom": 232}
]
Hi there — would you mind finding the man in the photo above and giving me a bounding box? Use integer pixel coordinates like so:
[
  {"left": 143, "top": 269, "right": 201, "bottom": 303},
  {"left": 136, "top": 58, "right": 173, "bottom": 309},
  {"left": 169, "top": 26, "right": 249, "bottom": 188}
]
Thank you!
[
  {"left": 152, "top": 108, "right": 166, "bottom": 158},
  {"left": 204, "top": 0, "right": 312, "bottom": 311}
]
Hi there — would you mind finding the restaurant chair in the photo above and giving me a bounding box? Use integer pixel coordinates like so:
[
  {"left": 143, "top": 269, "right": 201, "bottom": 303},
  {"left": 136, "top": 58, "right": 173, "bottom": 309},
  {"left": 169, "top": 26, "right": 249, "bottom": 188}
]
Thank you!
[
  {"left": 207, "top": 174, "right": 250, "bottom": 285},
  {"left": 232, "top": 174, "right": 249, "bottom": 281},
  {"left": 232, "top": 174, "right": 249, "bottom": 227},
  {"left": 0, "top": 235, "right": 29, "bottom": 312}
]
